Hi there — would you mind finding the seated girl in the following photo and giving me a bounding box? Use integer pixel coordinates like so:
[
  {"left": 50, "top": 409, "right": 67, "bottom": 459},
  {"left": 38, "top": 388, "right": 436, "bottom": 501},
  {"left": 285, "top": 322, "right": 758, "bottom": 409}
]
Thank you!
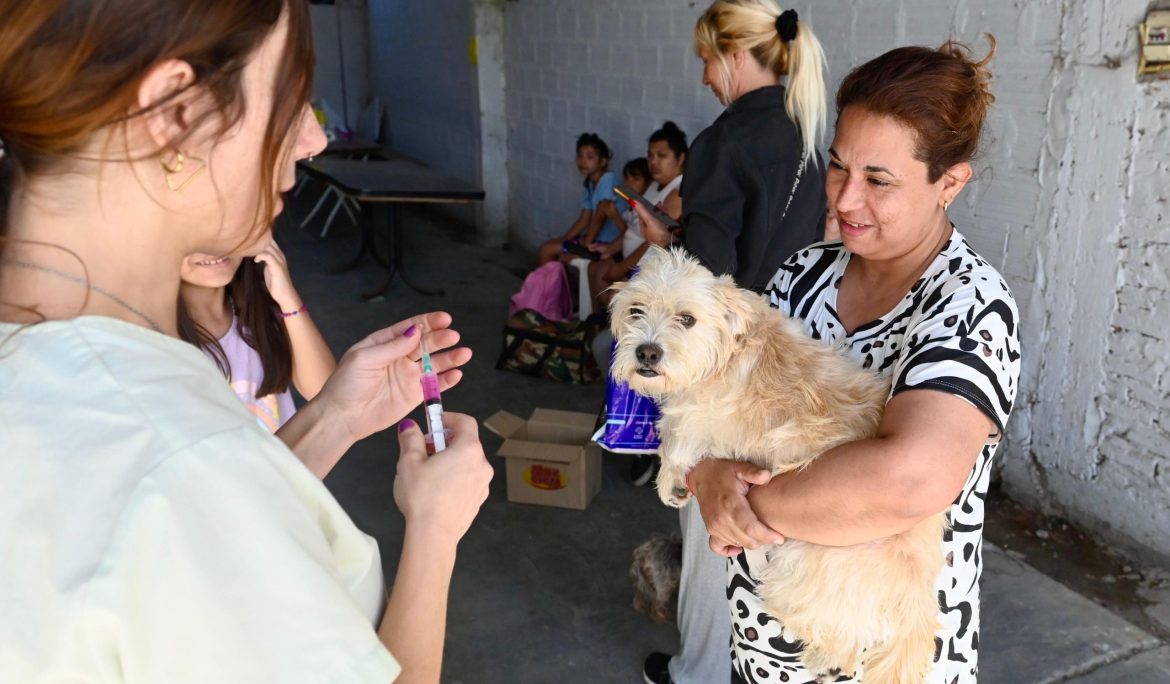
[{"left": 537, "top": 132, "right": 624, "bottom": 265}]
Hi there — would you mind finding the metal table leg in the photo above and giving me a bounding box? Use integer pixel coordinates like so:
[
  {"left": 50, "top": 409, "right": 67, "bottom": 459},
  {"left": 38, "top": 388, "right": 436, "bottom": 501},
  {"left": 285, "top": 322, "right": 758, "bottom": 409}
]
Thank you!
[
  {"left": 362, "top": 204, "right": 446, "bottom": 300},
  {"left": 330, "top": 201, "right": 389, "bottom": 274}
]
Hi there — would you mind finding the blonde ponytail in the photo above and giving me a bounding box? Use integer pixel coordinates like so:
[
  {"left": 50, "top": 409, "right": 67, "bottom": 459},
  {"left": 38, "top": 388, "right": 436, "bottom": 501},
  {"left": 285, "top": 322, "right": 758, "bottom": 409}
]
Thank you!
[
  {"left": 784, "top": 20, "right": 827, "bottom": 163},
  {"left": 693, "top": 0, "right": 828, "bottom": 162}
]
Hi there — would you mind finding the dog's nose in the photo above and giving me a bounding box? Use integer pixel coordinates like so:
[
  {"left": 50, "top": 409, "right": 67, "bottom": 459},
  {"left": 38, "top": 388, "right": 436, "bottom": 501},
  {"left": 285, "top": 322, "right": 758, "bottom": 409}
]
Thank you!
[{"left": 636, "top": 343, "right": 663, "bottom": 367}]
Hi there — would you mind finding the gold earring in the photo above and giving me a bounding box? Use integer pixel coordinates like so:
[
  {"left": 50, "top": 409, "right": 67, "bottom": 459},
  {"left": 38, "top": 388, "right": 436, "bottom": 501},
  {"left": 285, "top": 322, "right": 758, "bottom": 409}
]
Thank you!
[
  {"left": 161, "top": 151, "right": 206, "bottom": 192},
  {"left": 943, "top": 201, "right": 950, "bottom": 212}
]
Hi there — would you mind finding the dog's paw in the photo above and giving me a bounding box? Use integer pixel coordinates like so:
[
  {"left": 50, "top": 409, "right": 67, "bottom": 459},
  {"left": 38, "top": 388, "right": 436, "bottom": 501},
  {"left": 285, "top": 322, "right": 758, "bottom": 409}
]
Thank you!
[
  {"left": 654, "top": 468, "right": 691, "bottom": 507},
  {"left": 658, "top": 485, "right": 692, "bottom": 508}
]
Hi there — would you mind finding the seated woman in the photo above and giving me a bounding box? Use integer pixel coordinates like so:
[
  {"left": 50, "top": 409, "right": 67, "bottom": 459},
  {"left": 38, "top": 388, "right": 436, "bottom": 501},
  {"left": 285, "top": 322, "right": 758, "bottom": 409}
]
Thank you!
[
  {"left": 688, "top": 37, "right": 1021, "bottom": 684},
  {"left": 588, "top": 121, "right": 687, "bottom": 312}
]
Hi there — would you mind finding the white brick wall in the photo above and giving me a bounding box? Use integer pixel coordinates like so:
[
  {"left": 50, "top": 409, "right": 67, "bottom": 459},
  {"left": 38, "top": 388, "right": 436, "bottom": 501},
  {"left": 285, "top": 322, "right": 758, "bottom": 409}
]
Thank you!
[
  {"left": 501, "top": 0, "right": 1170, "bottom": 557},
  {"left": 504, "top": 1, "right": 722, "bottom": 243}
]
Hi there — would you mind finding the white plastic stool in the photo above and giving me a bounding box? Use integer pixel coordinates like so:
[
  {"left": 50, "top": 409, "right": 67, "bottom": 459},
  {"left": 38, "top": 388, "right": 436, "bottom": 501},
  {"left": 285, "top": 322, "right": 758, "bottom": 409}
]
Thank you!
[{"left": 568, "top": 257, "right": 592, "bottom": 320}]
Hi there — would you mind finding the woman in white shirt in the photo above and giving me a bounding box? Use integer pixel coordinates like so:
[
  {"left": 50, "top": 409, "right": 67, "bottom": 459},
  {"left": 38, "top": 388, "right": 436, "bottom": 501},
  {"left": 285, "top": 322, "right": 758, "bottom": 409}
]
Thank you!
[
  {"left": 0, "top": 2, "right": 491, "bottom": 683},
  {"left": 589, "top": 121, "right": 688, "bottom": 312}
]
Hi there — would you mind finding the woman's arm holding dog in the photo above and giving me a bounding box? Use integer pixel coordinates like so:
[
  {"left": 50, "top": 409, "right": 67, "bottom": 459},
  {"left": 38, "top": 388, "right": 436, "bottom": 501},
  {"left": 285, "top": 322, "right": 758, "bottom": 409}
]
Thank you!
[{"left": 692, "top": 390, "right": 991, "bottom": 551}]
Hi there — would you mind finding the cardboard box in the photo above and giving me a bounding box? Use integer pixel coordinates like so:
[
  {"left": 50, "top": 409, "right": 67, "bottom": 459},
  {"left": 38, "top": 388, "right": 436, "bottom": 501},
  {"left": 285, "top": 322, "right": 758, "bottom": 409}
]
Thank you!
[{"left": 484, "top": 408, "right": 602, "bottom": 510}]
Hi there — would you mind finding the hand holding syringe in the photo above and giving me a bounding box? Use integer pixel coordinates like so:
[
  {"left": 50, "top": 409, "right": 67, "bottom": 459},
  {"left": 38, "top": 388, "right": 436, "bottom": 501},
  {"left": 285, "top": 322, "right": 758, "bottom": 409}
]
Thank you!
[{"left": 420, "top": 335, "right": 449, "bottom": 453}]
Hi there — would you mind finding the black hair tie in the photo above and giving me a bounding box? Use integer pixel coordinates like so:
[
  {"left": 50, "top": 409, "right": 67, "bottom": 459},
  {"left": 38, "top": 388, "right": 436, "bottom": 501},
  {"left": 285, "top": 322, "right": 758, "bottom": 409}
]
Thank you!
[{"left": 776, "top": 9, "right": 799, "bottom": 43}]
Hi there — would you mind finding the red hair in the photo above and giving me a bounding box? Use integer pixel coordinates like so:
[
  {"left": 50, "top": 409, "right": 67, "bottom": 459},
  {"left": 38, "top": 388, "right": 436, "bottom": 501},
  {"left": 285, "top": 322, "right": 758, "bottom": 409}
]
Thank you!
[
  {"left": 835, "top": 37, "right": 997, "bottom": 183},
  {"left": 0, "top": 0, "right": 314, "bottom": 238}
]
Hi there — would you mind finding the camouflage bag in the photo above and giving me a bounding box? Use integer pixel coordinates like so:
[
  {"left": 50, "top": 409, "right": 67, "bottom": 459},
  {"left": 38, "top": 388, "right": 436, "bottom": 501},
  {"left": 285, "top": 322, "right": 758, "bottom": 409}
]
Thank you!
[{"left": 496, "top": 309, "right": 601, "bottom": 384}]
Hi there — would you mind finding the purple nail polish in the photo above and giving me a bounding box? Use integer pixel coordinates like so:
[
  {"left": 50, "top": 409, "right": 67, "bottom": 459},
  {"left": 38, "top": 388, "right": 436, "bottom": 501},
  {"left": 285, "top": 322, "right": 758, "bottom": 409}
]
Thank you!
[
  {"left": 398, "top": 419, "right": 415, "bottom": 433},
  {"left": 403, "top": 324, "right": 418, "bottom": 338}
]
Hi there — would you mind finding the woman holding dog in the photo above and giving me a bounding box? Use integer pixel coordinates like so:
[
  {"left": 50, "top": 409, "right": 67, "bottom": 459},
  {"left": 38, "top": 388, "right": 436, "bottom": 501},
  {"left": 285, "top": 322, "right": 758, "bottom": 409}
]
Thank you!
[
  {"left": 688, "top": 39, "right": 1022, "bottom": 683},
  {"left": 633, "top": 2, "right": 828, "bottom": 683},
  {"left": 0, "top": 1, "right": 491, "bottom": 681}
]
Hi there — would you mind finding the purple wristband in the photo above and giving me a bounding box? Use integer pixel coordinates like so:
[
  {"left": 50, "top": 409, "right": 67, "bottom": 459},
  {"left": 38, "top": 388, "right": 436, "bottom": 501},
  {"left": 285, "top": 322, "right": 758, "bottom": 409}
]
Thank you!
[{"left": 279, "top": 303, "right": 307, "bottom": 318}]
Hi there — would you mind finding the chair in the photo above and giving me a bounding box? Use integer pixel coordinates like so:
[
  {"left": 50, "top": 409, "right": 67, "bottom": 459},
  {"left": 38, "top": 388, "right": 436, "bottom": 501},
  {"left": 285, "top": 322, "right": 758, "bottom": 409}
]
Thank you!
[
  {"left": 354, "top": 97, "right": 383, "bottom": 143},
  {"left": 299, "top": 98, "right": 384, "bottom": 238},
  {"left": 568, "top": 257, "right": 593, "bottom": 320}
]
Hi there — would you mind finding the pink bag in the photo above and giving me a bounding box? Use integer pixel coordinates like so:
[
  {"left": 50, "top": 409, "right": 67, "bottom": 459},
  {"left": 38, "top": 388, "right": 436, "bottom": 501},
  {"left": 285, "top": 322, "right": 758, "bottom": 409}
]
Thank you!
[{"left": 510, "top": 261, "right": 572, "bottom": 321}]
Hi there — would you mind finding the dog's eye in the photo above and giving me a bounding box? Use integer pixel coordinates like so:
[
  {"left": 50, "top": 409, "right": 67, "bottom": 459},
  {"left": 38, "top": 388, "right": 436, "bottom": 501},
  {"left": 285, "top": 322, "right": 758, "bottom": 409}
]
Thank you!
[
  {"left": 630, "top": 307, "right": 645, "bottom": 318},
  {"left": 678, "top": 313, "right": 696, "bottom": 328}
]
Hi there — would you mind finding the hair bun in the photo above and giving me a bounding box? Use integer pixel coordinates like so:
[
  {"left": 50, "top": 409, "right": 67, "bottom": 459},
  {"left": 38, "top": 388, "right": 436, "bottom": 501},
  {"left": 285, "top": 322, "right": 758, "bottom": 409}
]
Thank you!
[
  {"left": 661, "top": 121, "right": 679, "bottom": 133},
  {"left": 941, "top": 34, "right": 997, "bottom": 100}
]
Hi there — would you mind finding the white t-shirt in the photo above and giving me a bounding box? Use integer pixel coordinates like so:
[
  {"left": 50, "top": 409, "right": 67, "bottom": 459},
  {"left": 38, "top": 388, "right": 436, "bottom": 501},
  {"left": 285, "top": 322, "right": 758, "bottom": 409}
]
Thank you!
[
  {"left": 621, "top": 174, "right": 683, "bottom": 257},
  {"left": 0, "top": 317, "right": 400, "bottom": 684},
  {"left": 728, "top": 230, "right": 1021, "bottom": 684}
]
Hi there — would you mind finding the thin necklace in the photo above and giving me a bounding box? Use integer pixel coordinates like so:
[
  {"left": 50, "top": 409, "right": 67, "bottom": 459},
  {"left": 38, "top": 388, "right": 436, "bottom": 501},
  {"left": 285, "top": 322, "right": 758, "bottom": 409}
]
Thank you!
[{"left": 0, "top": 258, "right": 165, "bottom": 333}]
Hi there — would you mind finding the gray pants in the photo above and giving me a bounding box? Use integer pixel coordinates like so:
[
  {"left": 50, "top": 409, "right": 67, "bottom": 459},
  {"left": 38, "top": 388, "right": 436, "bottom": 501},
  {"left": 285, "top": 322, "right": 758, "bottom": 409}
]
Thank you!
[
  {"left": 595, "top": 329, "right": 731, "bottom": 681},
  {"left": 669, "top": 500, "right": 732, "bottom": 683}
]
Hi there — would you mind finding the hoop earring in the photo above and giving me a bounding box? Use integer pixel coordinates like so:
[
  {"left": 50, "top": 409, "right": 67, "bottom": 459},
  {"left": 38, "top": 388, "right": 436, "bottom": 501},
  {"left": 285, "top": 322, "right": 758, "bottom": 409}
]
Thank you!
[
  {"left": 161, "top": 151, "right": 207, "bottom": 192},
  {"left": 943, "top": 201, "right": 950, "bottom": 212}
]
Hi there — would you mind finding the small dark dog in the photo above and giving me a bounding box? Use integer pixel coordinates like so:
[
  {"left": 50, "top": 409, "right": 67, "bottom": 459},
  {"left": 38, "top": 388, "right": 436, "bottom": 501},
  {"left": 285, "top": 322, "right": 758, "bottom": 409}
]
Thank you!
[{"left": 631, "top": 533, "right": 682, "bottom": 623}]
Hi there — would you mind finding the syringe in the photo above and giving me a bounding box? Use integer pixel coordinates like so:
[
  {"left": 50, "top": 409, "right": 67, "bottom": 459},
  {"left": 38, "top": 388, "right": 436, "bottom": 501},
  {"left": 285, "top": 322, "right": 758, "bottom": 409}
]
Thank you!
[{"left": 420, "top": 335, "right": 447, "bottom": 453}]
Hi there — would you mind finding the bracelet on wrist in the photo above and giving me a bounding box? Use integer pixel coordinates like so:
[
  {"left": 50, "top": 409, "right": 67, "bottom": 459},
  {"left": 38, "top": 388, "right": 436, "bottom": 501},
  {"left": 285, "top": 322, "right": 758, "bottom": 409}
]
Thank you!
[{"left": 279, "top": 303, "right": 307, "bottom": 318}]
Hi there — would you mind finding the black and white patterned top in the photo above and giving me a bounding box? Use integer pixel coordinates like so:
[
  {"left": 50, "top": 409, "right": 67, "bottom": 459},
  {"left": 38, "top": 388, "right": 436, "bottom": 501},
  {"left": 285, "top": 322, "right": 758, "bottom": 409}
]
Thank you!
[{"left": 729, "top": 230, "right": 1021, "bottom": 684}]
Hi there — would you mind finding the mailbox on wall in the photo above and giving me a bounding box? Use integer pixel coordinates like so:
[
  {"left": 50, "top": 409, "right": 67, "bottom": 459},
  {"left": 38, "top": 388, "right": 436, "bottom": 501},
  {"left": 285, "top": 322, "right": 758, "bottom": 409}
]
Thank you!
[{"left": 1139, "top": 10, "right": 1170, "bottom": 75}]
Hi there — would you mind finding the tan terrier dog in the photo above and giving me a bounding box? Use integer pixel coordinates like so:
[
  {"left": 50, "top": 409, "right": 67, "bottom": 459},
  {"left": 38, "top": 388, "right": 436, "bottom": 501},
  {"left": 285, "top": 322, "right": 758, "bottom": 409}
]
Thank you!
[{"left": 609, "top": 247, "right": 947, "bottom": 684}]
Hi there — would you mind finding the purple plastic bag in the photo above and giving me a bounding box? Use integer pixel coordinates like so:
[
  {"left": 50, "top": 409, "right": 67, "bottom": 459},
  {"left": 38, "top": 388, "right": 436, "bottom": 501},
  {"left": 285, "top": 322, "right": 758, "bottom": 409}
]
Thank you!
[{"left": 592, "top": 341, "right": 661, "bottom": 454}]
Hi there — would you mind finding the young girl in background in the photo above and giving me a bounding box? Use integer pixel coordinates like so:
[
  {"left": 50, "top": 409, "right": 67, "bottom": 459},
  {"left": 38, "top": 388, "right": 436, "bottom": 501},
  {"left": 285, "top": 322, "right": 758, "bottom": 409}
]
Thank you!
[
  {"left": 179, "top": 236, "right": 335, "bottom": 432},
  {"left": 537, "top": 132, "right": 624, "bottom": 264}
]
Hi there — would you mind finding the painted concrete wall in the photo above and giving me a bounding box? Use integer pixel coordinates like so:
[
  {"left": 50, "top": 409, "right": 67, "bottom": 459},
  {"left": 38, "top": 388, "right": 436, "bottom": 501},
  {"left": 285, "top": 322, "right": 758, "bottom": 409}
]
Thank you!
[
  {"left": 1001, "top": 0, "right": 1170, "bottom": 561},
  {"left": 311, "top": 0, "right": 369, "bottom": 130},
  {"left": 367, "top": 0, "right": 482, "bottom": 226},
  {"left": 501, "top": 0, "right": 1170, "bottom": 558},
  {"left": 473, "top": 0, "right": 511, "bottom": 247}
]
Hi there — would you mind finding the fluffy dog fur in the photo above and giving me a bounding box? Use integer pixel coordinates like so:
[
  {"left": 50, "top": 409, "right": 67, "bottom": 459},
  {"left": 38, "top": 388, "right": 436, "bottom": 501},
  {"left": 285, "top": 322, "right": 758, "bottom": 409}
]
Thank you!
[
  {"left": 609, "top": 247, "right": 947, "bottom": 684},
  {"left": 630, "top": 533, "right": 683, "bottom": 624}
]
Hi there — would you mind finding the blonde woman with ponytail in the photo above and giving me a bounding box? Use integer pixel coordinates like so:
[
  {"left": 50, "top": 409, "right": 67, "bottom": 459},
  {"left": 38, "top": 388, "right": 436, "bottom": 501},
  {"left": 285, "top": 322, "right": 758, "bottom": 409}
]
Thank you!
[
  {"left": 636, "top": 0, "right": 828, "bottom": 290},
  {"left": 637, "top": 3, "right": 829, "bottom": 684}
]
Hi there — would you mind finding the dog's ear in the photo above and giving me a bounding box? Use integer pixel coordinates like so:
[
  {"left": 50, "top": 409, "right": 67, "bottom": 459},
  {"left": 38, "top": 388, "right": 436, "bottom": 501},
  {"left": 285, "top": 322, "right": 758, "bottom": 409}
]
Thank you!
[
  {"left": 713, "top": 275, "right": 761, "bottom": 340},
  {"left": 606, "top": 281, "right": 625, "bottom": 324},
  {"left": 606, "top": 280, "right": 631, "bottom": 338},
  {"left": 641, "top": 245, "right": 670, "bottom": 269}
]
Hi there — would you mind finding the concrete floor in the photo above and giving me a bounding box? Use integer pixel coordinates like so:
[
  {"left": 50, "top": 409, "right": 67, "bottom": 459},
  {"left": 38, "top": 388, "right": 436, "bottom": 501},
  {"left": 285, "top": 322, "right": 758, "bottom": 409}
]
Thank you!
[
  {"left": 281, "top": 198, "right": 679, "bottom": 683},
  {"left": 282, "top": 192, "right": 1170, "bottom": 684}
]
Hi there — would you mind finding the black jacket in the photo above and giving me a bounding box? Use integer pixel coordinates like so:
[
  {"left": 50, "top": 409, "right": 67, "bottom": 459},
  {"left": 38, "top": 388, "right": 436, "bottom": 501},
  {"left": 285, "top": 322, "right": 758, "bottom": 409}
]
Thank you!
[{"left": 680, "top": 85, "right": 826, "bottom": 292}]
